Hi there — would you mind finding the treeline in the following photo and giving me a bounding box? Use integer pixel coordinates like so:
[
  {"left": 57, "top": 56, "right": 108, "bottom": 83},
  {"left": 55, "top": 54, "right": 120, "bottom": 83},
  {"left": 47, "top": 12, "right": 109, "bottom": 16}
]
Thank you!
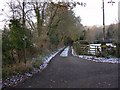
[
  {"left": 2, "top": 1, "right": 84, "bottom": 68},
  {"left": 83, "top": 24, "right": 118, "bottom": 44},
  {"left": 83, "top": 23, "right": 120, "bottom": 57}
]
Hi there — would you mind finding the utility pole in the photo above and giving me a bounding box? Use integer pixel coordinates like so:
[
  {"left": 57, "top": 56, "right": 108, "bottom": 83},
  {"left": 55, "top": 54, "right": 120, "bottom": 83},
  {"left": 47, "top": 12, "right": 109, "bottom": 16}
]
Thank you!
[
  {"left": 102, "top": 0, "right": 105, "bottom": 42},
  {"left": 102, "top": 0, "right": 115, "bottom": 42},
  {"left": 101, "top": 0, "right": 115, "bottom": 54}
]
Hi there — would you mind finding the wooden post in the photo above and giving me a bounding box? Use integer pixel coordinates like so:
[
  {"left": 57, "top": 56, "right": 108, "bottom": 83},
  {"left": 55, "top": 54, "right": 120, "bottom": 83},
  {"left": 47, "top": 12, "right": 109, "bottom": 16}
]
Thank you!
[
  {"left": 23, "top": 35, "right": 27, "bottom": 65},
  {"left": 24, "top": 39, "right": 26, "bottom": 64},
  {"left": 95, "top": 46, "right": 97, "bottom": 55}
]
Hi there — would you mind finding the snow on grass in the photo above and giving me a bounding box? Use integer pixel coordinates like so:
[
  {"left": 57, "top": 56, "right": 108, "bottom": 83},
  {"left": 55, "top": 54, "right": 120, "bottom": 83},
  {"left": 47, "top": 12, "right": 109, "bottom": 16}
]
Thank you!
[
  {"left": 71, "top": 46, "right": 77, "bottom": 56},
  {"left": 40, "top": 47, "right": 64, "bottom": 70},
  {"left": 72, "top": 47, "right": 119, "bottom": 64},
  {"left": 2, "top": 47, "right": 64, "bottom": 89},
  {"left": 60, "top": 46, "right": 69, "bottom": 57},
  {"left": 78, "top": 55, "right": 119, "bottom": 64}
]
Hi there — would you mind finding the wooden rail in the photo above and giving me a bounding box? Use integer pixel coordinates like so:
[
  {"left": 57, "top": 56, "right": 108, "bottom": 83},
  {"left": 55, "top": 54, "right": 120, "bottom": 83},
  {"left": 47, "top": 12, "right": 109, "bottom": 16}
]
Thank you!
[
  {"left": 80, "top": 45, "right": 101, "bottom": 55},
  {"left": 88, "top": 45, "right": 101, "bottom": 55}
]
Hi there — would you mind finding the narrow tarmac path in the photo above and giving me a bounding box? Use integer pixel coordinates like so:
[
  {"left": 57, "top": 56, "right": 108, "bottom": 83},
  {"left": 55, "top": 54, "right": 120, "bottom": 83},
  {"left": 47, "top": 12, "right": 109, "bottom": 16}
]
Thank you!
[{"left": 16, "top": 46, "right": 118, "bottom": 88}]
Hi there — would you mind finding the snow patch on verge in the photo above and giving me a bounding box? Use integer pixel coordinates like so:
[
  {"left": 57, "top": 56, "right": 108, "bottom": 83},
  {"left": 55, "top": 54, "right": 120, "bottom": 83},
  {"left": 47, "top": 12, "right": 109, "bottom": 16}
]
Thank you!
[
  {"left": 72, "top": 47, "right": 119, "bottom": 64},
  {"left": 71, "top": 46, "right": 77, "bottom": 56},
  {"left": 60, "top": 46, "right": 69, "bottom": 57},
  {"left": 78, "top": 55, "right": 119, "bottom": 64},
  {"left": 40, "top": 47, "right": 64, "bottom": 70},
  {"left": 2, "top": 47, "right": 64, "bottom": 89}
]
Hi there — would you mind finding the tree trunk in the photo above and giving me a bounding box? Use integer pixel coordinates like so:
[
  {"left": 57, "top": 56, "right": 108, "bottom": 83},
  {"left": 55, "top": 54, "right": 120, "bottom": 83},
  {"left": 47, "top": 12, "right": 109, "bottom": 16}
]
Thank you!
[
  {"left": 11, "top": 49, "right": 15, "bottom": 63},
  {"left": 22, "top": 2, "right": 25, "bottom": 27},
  {"left": 17, "top": 50, "right": 21, "bottom": 63}
]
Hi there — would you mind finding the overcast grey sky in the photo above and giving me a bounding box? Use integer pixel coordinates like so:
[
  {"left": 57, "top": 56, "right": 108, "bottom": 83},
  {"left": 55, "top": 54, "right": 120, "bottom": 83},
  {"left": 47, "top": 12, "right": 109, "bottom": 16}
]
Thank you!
[
  {"left": 73, "top": 0, "right": 119, "bottom": 26},
  {"left": 0, "top": 0, "right": 119, "bottom": 29}
]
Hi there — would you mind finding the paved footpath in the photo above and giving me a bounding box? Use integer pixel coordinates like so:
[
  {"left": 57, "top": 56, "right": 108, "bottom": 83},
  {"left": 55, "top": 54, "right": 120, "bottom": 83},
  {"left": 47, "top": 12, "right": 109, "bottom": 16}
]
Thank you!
[{"left": 16, "top": 46, "right": 118, "bottom": 88}]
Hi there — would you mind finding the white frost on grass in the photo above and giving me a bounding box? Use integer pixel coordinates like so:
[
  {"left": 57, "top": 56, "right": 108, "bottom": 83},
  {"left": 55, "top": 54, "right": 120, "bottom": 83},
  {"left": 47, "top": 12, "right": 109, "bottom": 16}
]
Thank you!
[
  {"left": 71, "top": 46, "right": 77, "bottom": 56},
  {"left": 60, "top": 46, "right": 69, "bottom": 57},
  {"left": 71, "top": 47, "right": 119, "bottom": 64},
  {"left": 78, "top": 55, "right": 119, "bottom": 64},
  {"left": 40, "top": 47, "right": 64, "bottom": 70}
]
